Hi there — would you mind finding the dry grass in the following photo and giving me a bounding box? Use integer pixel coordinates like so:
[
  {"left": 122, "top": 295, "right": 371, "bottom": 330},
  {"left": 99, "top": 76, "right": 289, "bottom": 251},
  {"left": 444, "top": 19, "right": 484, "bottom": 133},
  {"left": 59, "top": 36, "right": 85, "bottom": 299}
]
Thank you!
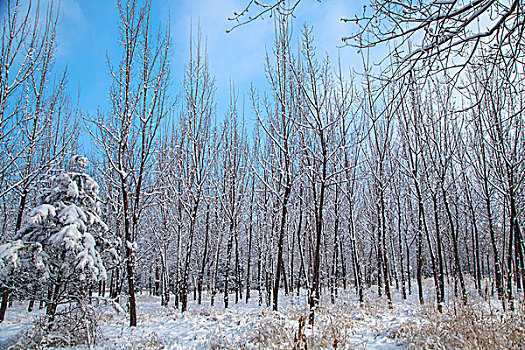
[
  {"left": 392, "top": 301, "right": 525, "bottom": 349},
  {"left": 210, "top": 293, "right": 525, "bottom": 349},
  {"left": 121, "top": 331, "right": 166, "bottom": 350},
  {"left": 85, "top": 290, "right": 525, "bottom": 349},
  {"left": 208, "top": 310, "right": 297, "bottom": 349},
  {"left": 10, "top": 302, "right": 101, "bottom": 349},
  {"left": 206, "top": 302, "right": 359, "bottom": 349}
]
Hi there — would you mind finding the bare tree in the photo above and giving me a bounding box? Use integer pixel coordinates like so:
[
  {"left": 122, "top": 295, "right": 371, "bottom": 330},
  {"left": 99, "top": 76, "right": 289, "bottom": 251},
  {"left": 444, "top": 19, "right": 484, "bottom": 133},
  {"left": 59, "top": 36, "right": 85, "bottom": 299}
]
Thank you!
[
  {"left": 290, "top": 26, "right": 346, "bottom": 324},
  {"left": 177, "top": 26, "right": 218, "bottom": 312},
  {"left": 361, "top": 68, "right": 398, "bottom": 308},
  {"left": 0, "top": 0, "right": 78, "bottom": 322},
  {"left": 250, "top": 14, "right": 298, "bottom": 311},
  {"left": 232, "top": 0, "right": 524, "bottom": 69},
  {"left": 218, "top": 85, "right": 248, "bottom": 309},
  {"left": 468, "top": 58, "right": 525, "bottom": 309},
  {"left": 90, "top": 0, "right": 172, "bottom": 327}
]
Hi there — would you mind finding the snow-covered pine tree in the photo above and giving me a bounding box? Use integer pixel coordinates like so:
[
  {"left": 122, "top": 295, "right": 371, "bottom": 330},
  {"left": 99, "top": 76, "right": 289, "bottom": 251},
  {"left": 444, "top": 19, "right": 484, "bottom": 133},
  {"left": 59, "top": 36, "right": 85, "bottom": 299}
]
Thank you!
[{"left": 0, "top": 155, "right": 111, "bottom": 320}]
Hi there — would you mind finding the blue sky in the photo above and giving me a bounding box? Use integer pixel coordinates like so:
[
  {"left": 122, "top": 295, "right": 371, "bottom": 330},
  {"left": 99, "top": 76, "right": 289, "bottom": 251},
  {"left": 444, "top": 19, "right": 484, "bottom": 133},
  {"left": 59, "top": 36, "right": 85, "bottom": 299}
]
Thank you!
[{"left": 51, "top": 0, "right": 362, "bottom": 128}]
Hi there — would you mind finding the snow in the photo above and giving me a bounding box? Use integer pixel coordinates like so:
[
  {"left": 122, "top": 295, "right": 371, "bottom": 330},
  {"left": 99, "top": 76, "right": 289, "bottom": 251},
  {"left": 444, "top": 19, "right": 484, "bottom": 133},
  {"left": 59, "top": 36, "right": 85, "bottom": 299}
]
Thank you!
[
  {"left": 0, "top": 240, "right": 24, "bottom": 272},
  {"left": 126, "top": 240, "right": 138, "bottom": 251},
  {"left": 28, "top": 204, "right": 56, "bottom": 225},
  {"left": 84, "top": 231, "right": 96, "bottom": 250},
  {"left": 67, "top": 180, "right": 80, "bottom": 198},
  {"left": 0, "top": 164, "right": 113, "bottom": 332},
  {"left": 0, "top": 289, "right": 410, "bottom": 349},
  {"left": 59, "top": 205, "right": 88, "bottom": 231},
  {"left": 49, "top": 225, "right": 81, "bottom": 249},
  {"left": 71, "top": 155, "right": 89, "bottom": 170},
  {"left": 84, "top": 177, "right": 100, "bottom": 194},
  {"left": 0, "top": 301, "right": 45, "bottom": 349},
  {"left": 108, "top": 247, "right": 119, "bottom": 261},
  {"left": 1, "top": 279, "right": 513, "bottom": 349}
]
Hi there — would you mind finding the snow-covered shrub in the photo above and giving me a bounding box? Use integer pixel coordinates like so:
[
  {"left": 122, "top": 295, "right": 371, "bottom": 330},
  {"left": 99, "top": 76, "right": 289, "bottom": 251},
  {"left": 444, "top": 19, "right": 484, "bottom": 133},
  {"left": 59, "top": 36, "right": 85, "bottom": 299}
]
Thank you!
[
  {"left": 393, "top": 302, "right": 525, "bottom": 349},
  {"left": 13, "top": 155, "right": 110, "bottom": 292},
  {"left": 0, "top": 240, "right": 46, "bottom": 296},
  {"left": 10, "top": 300, "right": 101, "bottom": 349},
  {"left": 0, "top": 155, "right": 112, "bottom": 344},
  {"left": 133, "top": 331, "right": 165, "bottom": 350}
]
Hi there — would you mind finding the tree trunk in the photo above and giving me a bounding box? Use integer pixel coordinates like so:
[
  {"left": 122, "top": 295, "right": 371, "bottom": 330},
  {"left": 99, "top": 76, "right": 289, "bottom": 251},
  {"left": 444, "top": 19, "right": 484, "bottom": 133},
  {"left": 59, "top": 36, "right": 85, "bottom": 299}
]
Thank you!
[
  {"left": 349, "top": 208, "right": 363, "bottom": 303},
  {"left": 223, "top": 221, "right": 235, "bottom": 309},
  {"left": 441, "top": 184, "right": 467, "bottom": 304},
  {"left": 122, "top": 186, "right": 137, "bottom": 327},
  {"left": 0, "top": 289, "right": 9, "bottom": 323},
  {"left": 309, "top": 157, "right": 327, "bottom": 325},
  {"left": 379, "top": 186, "right": 392, "bottom": 307},
  {"left": 181, "top": 203, "right": 199, "bottom": 312},
  {"left": 234, "top": 229, "right": 241, "bottom": 304},
  {"left": 397, "top": 195, "right": 407, "bottom": 300},
  {"left": 431, "top": 193, "right": 445, "bottom": 312},
  {"left": 198, "top": 206, "right": 210, "bottom": 305},
  {"left": 1, "top": 188, "right": 30, "bottom": 322},
  {"left": 272, "top": 183, "right": 291, "bottom": 311},
  {"left": 211, "top": 211, "right": 223, "bottom": 307},
  {"left": 245, "top": 191, "right": 254, "bottom": 302},
  {"left": 330, "top": 185, "right": 340, "bottom": 304}
]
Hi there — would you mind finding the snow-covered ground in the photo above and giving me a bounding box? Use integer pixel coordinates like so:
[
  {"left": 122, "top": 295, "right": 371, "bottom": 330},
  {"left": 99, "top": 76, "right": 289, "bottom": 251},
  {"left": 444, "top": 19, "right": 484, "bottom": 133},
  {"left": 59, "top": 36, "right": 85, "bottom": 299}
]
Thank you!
[
  {"left": 0, "top": 281, "right": 519, "bottom": 349},
  {"left": 0, "top": 288, "right": 412, "bottom": 349},
  {"left": 100, "top": 292, "right": 408, "bottom": 349}
]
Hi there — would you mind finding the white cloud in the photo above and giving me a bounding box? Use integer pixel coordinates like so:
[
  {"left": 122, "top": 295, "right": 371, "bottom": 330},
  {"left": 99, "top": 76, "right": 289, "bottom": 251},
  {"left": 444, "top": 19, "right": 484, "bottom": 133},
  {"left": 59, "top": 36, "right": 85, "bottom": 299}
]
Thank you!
[
  {"left": 295, "top": 0, "right": 362, "bottom": 72},
  {"left": 166, "top": 0, "right": 362, "bottom": 119},
  {"left": 55, "top": 0, "right": 88, "bottom": 57},
  {"left": 171, "top": 1, "right": 272, "bottom": 79},
  {"left": 166, "top": 0, "right": 275, "bottom": 117}
]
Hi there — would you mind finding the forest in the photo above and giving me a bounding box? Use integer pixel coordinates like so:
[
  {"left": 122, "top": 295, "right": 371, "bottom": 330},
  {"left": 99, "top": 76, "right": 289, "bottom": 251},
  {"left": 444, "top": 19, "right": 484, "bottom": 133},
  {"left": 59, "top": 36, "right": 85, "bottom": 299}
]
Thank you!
[{"left": 0, "top": 0, "right": 524, "bottom": 348}]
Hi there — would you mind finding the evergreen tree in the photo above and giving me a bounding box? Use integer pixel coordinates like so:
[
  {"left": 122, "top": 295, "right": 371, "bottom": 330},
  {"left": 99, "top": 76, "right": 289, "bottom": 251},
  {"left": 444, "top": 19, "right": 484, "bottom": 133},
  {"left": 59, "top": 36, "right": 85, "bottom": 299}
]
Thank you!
[{"left": 0, "top": 155, "right": 111, "bottom": 319}]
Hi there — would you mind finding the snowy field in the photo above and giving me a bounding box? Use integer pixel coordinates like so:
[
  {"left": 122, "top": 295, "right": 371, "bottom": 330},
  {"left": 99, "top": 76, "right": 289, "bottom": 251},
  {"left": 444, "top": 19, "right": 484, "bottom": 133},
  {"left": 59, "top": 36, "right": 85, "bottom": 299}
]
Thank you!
[
  {"left": 2, "top": 280, "right": 522, "bottom": 349},
  {"left": 0, "top": 290, "right": 404, "bottom": 349}
]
